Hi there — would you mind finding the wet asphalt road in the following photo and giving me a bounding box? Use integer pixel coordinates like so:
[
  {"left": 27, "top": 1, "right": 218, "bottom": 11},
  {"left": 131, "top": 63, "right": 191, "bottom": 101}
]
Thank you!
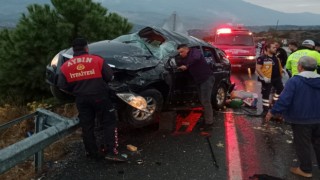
[{"left": 45, "top": 72, "right": 320, "bottom": 180}]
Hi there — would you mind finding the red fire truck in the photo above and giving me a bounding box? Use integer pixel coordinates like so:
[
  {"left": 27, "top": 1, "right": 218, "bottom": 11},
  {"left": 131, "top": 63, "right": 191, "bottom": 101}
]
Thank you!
[{"left": 212, "top": 25, "right": 256, "bottom": 73}]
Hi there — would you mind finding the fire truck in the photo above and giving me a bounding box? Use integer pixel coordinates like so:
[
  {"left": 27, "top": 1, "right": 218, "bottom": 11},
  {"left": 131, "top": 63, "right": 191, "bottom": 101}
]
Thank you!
[{"left": 211, "top": 25, "right": 256, "bottom": 73}]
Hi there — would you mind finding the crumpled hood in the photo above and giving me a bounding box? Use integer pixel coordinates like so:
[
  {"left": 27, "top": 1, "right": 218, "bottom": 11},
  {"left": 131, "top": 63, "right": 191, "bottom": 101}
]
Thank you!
[
  {"left": 296, "top": 71, "right": 320, "bottom": 89},
  {"left": 89, "top": 40, "right": 160, "bottom": 70}
]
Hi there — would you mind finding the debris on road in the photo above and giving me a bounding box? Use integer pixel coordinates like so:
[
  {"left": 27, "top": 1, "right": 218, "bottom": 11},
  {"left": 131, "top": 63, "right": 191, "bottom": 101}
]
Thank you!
[
  {"left": 121, "top": 154, "right": 128, "bottom": 159},
  {"left": 127, "top": 144, "right": 138, "bottom": 152},
  {"left": 226, "top": 90, "right": 258, "bottom": 108},
  {"left": 216, "top": 141, "right": 224, "bottom": 148},
  {"left": 286, "top": 140, "right": 293, "bottom": 144},
  {"left": 136, "top": 159, "right": 144, "bottom": 165}
]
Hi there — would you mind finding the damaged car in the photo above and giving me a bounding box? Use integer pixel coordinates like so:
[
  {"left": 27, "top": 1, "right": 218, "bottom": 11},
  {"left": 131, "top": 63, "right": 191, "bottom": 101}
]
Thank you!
[{"left": 46, "top": 26, "right": 232, "bottom": 127}]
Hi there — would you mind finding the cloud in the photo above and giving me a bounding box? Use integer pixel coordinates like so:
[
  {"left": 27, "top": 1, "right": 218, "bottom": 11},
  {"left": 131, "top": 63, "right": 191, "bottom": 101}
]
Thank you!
[{"left": 243, "top": 0, "right": 320, "bottom": 14}]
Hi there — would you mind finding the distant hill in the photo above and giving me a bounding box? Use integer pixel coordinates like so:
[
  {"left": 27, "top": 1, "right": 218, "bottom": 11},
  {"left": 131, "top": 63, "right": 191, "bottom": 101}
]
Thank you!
[
  {"left": 100, "top": 0, "right": 320, "bottom": 27},
  {"left": 1, "top": 0, "right": 320, "bottom": 30}
]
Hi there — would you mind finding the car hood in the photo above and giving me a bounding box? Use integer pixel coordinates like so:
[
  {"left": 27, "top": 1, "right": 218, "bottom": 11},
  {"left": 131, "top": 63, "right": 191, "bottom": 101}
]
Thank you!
[{"left": 64, "top": 40, "right": 160, "bottom": 71}]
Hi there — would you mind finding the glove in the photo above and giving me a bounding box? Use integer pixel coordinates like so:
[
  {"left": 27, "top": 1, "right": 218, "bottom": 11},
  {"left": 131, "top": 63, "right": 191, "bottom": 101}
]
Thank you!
[{"left": 263, "top": 77, "right": 271, "bottom": 83}]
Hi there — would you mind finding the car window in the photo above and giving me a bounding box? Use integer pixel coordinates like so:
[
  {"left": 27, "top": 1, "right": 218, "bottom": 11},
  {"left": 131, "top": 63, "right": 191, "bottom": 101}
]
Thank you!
[
  {"left": 215, "top": 34, "right": 254, "bottom": 46},
  {"left": 203, "top": 47, "right": 220, "bottom": 63},
  {"left": 145, "top": 40, "right": 177, "bottom": 60},
  {"left": 113, "top": 33, "right": 177, "bottom": 60},
  {"left": 216, "top": 49, "right": 229, "bottom": 63}
]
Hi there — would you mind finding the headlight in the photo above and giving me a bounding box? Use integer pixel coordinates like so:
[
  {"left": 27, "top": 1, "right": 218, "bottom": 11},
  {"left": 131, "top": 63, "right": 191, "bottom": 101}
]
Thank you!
[
  {"left": 246, "top": 56, "right": 256, "bottom": 60},
  {"left": 50, "top": 53, "right": 59, "bottom": 67},
  {"left": 116, "top": 93, "right": 149, "bottom": 112}
]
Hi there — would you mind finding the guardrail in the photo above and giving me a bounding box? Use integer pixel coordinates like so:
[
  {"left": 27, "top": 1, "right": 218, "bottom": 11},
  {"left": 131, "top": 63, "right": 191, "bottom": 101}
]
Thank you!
[{"left": 0, "top": 108, "right": 79, "bottom": 174}]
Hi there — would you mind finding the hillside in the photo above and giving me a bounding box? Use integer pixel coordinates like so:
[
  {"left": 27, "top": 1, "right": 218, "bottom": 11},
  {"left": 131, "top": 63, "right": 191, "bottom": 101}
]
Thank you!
[{"left": 1, "top": 0, "right": 320, "bottom": 28}]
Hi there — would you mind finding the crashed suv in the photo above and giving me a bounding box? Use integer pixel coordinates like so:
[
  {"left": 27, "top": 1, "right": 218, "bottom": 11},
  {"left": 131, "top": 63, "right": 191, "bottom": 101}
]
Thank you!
[{"left": 46, "top": 26, "right": 232, "bottom": 127}]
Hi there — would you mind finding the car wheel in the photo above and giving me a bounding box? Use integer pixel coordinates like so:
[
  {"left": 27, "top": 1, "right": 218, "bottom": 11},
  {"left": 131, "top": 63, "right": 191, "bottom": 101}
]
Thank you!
[
  {"left": 50, "top": 86, "right": 75, "bottom": 102},
  {"left": 212, "top": 84, "right": 227, "bottom": 109},
  {"left": 124, "top": 89, "right": 163, "bottom": 127}
]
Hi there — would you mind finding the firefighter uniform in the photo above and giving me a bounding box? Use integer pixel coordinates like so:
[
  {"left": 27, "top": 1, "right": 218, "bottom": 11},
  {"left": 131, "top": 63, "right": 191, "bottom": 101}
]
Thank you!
[
  {"left": 257, "top": 54, "right": 284, "bottom": 113},
  {"left": 57, "top": 38, "right": 117, "bottom": 159}
]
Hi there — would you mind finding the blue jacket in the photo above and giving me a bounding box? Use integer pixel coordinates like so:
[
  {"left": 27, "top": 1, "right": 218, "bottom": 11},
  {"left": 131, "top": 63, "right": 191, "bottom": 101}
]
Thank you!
[{"left": 271, "top": 71, "right": 320, "bottom": 124}]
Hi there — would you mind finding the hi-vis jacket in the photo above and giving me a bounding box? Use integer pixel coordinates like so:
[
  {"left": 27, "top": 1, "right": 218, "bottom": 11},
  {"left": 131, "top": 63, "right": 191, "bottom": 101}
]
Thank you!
[
  {"left": 257, "top": 55, "right": 282, "bottom": 79},
  {"left": 57, "top": 51, "right": 113, "bottom": 96},
  {"left": 286, "top": 49, "right": 320, "bottom": 76}
]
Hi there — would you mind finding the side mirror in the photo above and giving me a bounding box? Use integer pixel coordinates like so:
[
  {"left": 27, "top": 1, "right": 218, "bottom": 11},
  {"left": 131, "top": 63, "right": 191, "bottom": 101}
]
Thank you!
[
  {"left": 165, "top": 57, "right": 177, "bottom": 69},
  {"left": 169, "top": 57, "right": 177, "bottom": 67}
]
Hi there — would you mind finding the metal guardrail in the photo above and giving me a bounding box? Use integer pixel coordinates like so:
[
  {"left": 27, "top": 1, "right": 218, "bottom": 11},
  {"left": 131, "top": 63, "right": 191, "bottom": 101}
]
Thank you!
[{"left": 0, "top": 108, "right": 79, "bottom": 174}]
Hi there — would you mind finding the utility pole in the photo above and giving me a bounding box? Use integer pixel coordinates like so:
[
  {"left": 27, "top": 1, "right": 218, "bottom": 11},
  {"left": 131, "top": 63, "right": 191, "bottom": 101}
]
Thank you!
[{"left": 173, "top": 11, "right": 176, "bottom": 31}]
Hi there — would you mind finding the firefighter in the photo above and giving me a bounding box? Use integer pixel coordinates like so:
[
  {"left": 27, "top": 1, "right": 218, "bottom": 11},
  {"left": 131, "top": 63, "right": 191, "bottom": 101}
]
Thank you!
[
  {"left": 256, "top": 42, "right": 284, "bottom": 116},
  {"left": 286, "top": 39, "right": 320, "bottom": 76},
  {"left": 57, "top": 37, "right": 125, "bottom": 162}
]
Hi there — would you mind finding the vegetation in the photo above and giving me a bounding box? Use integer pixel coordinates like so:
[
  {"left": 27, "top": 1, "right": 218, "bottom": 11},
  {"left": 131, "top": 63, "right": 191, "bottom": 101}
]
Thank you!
[
  {"left": 0, "top": 1, "right": 132, "bottom": 177},
  {"left": 0, "top": 0, "right": 132, "bottom": 104},
  {"left": 0, "top": 102, "right": 79, "bottom": 180}
]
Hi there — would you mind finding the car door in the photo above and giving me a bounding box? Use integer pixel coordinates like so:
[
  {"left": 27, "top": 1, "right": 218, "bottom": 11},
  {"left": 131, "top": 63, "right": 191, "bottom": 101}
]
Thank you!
[
  {"left": 163, "top": 50, "right": 200, "bottom": 109},
  {"left": 201, "top": 46, "right": 225, "bottom": 89}
]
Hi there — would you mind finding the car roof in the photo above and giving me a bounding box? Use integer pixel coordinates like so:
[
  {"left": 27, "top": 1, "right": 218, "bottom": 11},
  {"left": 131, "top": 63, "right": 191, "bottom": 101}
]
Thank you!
[{"left": 138, "top": 26, "right": 213, "bottom": 48}]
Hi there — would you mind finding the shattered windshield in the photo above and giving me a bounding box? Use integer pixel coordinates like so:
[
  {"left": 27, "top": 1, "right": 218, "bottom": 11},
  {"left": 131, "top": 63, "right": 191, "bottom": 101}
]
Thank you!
[
  {"left": 113, "top": 34, "right": 177, "bottom": 60},
  {"left": 215, "top": 34, "right": 254, "bottom": 46}
]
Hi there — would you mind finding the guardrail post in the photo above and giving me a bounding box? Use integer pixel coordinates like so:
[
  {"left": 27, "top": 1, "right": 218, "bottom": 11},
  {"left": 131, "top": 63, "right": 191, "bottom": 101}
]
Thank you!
[{"left": 34, "top": 114, "right": 45, "bottom": 173}]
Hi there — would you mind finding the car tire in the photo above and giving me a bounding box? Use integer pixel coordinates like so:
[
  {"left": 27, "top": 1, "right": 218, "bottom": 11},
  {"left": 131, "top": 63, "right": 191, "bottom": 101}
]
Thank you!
[
  {"left": 123, "top": 89, "right": 163, "bottom": 127},
  {"left": 50, "top": 86, "right": 75, "bottom": 102},
  {"left": 212, "top": 83, "right": 227, "bottom": 109}
]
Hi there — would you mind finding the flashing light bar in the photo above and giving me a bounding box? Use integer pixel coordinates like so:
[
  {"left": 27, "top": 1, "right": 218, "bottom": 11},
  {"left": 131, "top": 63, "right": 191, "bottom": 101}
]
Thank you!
[{"left": 217, "top": 28, "right": 232, "bottom": 34}]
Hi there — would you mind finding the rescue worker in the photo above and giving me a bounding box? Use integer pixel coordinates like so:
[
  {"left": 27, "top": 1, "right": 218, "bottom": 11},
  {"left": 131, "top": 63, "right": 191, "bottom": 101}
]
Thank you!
[
  {"left": 57, "top": 37, "right": 125, "bottom": 162},
  {"left": 288, "top": 41, "right": 298, "bottom": 53},
  {"left": 266, "top": 56, "right": 320, "bottom": 178},
  {"left": 286, "top": 39, "right": 320, "bottom": 76},
  {"left": 256, "top": 42, "right": 284, "bottom": 116},
  {"left": 274, "top": 41, "right": 288, "bottom": 67},
  {"left": 176, "top": 44, "right": 214, "bottom": 136}
]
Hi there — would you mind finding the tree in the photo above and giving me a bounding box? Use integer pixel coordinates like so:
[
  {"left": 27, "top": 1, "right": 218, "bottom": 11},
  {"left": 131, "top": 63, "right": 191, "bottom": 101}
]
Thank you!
[{"left": 0, "top": 0, "right": 132, "bottom": 103}]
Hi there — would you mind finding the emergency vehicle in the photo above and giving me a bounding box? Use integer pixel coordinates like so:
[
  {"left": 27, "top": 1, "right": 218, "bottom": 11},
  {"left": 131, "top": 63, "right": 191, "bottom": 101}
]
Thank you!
[{"left": 212, "top": 25, "right": 256, "bottom": 72}]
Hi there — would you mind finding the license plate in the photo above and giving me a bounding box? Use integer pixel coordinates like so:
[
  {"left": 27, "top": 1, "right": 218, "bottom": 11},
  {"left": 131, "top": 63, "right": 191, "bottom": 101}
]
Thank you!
[{"left": 231, "top": 64, "right": 242, "bottom": 67}]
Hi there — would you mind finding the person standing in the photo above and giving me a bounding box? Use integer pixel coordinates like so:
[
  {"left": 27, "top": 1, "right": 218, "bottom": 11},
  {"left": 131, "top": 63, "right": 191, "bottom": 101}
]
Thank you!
[
  {"left": 286, "top": 39, "right": 320, "bottom": 76},
  {"left": 266, "top": 56, "right": 320, "bottom": 178},
  {"left": 288, "top": 41, "right": 298, "bottom": 53},
  {"left": 256, "top": 42, "right": 284, "bottom": 116},
  {"left": 176, "top": 44, "right": 214, "bottom": 135},
  {"left": 58, "top": 37, "right": 125, "bottom": 162},
  {"left": 274, "top": 41, "right": 288, "bottom": 68}
]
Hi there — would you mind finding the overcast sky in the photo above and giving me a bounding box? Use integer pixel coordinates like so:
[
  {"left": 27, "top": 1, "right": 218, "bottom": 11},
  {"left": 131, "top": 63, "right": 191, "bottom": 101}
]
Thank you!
[{"left": 243, "top": 0, "right": 320, "bottom": 14}]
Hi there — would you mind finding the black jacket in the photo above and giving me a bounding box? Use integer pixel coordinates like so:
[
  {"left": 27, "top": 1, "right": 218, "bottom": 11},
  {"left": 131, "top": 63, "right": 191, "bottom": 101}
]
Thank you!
[{"left": 276, "top": 47, "right": 288, "bottom": 67}]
